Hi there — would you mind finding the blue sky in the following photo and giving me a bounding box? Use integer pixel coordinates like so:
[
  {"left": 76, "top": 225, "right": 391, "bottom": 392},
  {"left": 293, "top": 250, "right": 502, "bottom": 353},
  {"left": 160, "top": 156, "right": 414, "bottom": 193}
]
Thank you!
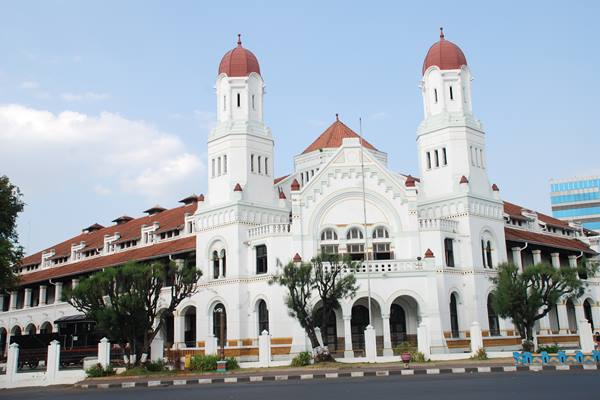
[{"left": 1, "top": 1, "right": 599, "bottom": 254}]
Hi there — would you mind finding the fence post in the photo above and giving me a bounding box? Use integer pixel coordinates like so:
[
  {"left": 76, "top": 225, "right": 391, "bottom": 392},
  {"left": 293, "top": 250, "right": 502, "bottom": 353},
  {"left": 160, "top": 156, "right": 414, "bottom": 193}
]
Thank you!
[
  {"left": 417, "top": 322, "right": 431, "bottom": 360},
  {"left": 6, "top": 343, "right": 18, "bottom": 384},
  {"left": 205, "top": 334, "right": 218, "bottom": 356},
  {"left": 578, "top": 319, "right": 594, "bottom": 353},
  {"left": 364, "top": 325, "right": 377, "bottom": 362},
  {"left": 98, "top": 337, "right": 111, "bottom": 368},
  {"left": 46, "top": 340, "right": 60, "bottom": 383},
  {"left": 151, "top": 336, "right": 164, "bottom": 362},
  {"left": 258, "top": 330, "right": 271, "bottom": 367},
  {"left": 470, "top": 321, "right": 484, "bottom": 355}
]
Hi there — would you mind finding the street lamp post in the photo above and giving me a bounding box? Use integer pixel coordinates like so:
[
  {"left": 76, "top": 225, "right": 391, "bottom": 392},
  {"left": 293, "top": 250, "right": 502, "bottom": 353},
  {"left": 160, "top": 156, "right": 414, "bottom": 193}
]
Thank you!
[{"left": 214, "top": 307, "right": 227, "bottom": 372}]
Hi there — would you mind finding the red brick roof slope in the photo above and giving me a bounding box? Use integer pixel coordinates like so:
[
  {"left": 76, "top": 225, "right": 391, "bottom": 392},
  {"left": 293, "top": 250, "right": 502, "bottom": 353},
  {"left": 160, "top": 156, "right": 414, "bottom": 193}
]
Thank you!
[
  {"left": 503, "top": 201, "right": 571, "bottom": 228},
  {"left": 273, "top": 175, "right": 289, "bottom": 185},
  {"left": 302, "top": 117, "right": 377, "bottom": 154},
  {"left": 21, "top": 203, "right": 196, "bottom": 267},
  {"left": 504, "top": 227, "right": 594, "bottom": 254},
  {"left": 19, "top": 236, "right": 196, "bottom": 285}
]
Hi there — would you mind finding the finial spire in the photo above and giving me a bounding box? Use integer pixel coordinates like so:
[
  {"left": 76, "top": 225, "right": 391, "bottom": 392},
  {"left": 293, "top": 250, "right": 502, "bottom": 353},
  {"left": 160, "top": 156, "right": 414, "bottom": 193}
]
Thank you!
[
  {"left": 237, "top": 33, "right": 242, "bottom": 46},
  {"left": 439, "top": 27, "right": 445, "bottom": 40},
  {"left": 335, "top": 113, "right": 339, "bottom": 121}
]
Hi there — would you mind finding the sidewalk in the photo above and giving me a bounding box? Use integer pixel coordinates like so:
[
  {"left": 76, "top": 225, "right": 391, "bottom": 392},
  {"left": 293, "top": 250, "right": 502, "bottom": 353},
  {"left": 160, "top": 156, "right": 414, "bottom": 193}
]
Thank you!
[{"left": 76, "top": 358, "right": 600, "bottom": 390}]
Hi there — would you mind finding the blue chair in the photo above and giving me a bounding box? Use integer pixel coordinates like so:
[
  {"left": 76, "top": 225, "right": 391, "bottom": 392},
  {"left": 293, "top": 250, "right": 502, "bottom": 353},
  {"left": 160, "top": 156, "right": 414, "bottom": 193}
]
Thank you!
[
  {"left": 557, "top": 351, "right": 567, "bottom": 364},
  {"left": 521, "top": 352, "right": 533, "bottom": 365},
  {"left": 513, "top": 351, "right": 521, "bottom": 365},
  {"left": 592, "top": 350, "right": 600, "bottom": 362},
  {"left": 575, "top": 351, "right": 584, "bottom": 363},
  {"left": 540, "top": 351, "right": 550, "bottom": 364}
]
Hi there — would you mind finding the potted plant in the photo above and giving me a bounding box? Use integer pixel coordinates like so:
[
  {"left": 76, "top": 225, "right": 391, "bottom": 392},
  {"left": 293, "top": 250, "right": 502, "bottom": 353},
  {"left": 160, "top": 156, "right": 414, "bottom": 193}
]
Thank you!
[{"left": 401, "top": 352, "right": 411, "bottom": 368}]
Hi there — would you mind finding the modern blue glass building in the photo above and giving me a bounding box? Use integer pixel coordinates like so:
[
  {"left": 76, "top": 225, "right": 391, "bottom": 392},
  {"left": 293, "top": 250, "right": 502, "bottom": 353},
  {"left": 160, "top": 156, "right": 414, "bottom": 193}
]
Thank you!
[{"left": 550, "top": 176, "right": 600, "bottom": 231}]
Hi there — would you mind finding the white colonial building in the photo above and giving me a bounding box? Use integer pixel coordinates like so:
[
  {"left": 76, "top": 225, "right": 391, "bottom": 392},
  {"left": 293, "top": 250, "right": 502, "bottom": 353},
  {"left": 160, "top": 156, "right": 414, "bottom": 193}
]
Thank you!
[{"left": 2, "top": 30, "right": 599, "bottom": 360}]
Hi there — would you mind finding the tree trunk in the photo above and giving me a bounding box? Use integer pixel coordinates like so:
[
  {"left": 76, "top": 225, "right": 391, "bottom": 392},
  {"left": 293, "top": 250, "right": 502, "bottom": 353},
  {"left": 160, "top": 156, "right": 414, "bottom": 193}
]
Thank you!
[{"left": 307, "top": 327, "right": 320, "bottom": 350}]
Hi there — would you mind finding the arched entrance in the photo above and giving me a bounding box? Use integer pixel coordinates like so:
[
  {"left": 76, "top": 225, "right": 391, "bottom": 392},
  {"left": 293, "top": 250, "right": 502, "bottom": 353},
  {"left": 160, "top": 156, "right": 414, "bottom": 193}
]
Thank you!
[
  {"left": 389, "top": 295, "right": 419, "bottom": 347},
  {"left": 213, "top": 303, "right": 227, "bottom": 346},
  {"left": 449, "top": 293, "right": 459, "bottom": 338},
  {"left": 566, "top": 300, "right": 577, "bottom": 333},
  {"left": 25, "top": 323, "right": 36, "bottom": 335},
  {"left": 182, "top": 306, "right": 197, "bottom": 348},
  {"left": 584, "top": 299, "right": 594, "bottom": 331},
  {"left": 487, "top": 294, "right": 500, "bottom": 336},
  {"left": 350, "top": 297, "right": 383, "bottom": 354},
  {"left": 390, "top": 304, "right": 406, "bottom": 344},
  {"left": 314, "top": 306, "right": 339, "bottom": 353},
  {"left": 158, "top": 310, "right": 175, "bottom": 349},
  {"left": 40, "top": 322, "right": 53, "bottom": 334},
  {"left": 0, "top": 328, "right": 7, "bottom": 359},
  {"left": 257, "top": 300, "right": 269, "bottom": 335}
]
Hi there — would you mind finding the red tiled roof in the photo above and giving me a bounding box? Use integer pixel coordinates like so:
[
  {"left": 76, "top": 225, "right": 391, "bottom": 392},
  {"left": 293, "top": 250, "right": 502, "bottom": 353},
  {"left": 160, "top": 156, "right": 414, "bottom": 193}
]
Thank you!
[
  {"left": 504, "top": 227, "right": 594, "bottom": 254},
  {"left": 274, "top": 175, "right": 289, "bottom": 185},
  {"left": 218, "top": 34, "right": 261, "bottom": 77},
  {"left": 503, "top": 201, "right": 571, "bottom": 228},
  {"left": 302, "top": 117, "right": 377, "bottom": 154},
  {"left": 422, "top": 28, "right": 468, "bottom": 75},
  {"left": 21, "top": 203, "right": 196, "bottom": 267},
  {"left": 19, "top": 236, "right": 196, "bottom": 285}
]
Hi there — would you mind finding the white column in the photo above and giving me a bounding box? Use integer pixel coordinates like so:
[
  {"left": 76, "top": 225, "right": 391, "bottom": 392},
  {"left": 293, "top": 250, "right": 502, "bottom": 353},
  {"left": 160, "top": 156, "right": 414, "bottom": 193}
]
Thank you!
[
  {"left": 578, "top": 320, "right": 594, "bottom": 353},
  {"left": 592, "top": 306, "right": 600, "bottom": 331},
  {"left": 24, "top": 288, "right": 32, "bottom": 309},
  {"left": 98, "top": 337, "right": 111, "bottom": 368},
  {"left": 557, "top": 303, "right": 569, "bottom": 334},
  {"left": 151, "top": 335, "right": 164, "bottom": 362},
  {"left": 46, "top": 340, "right": 60, "bottom": 383},
  {"left": 364, "top": 325, "right": 377, "bottom": 362},
  {"left": 218, "top": 257, "right": 224, "bottom": 278},
  {"left": 6, "top": 343, "right": 19, "bottom": 385},
  {"left": 39, "top": 285, "right": 47, "bottom": 306},
  {"left": 417, "top": 322, "right": 430, "bottom": 360},
  {"left": 54, "top": 282, "right": 63, "bottom": 303},
  {"left": 258, "top": 330, "right": 271, "bottom": 367},
  {"left": 568, "top": 255, "right": 578, "bottom": 268},
  {"left": 550, "top": 253, "right": 560, "bottom": 268},
  {"left": 511, "top": 247, "right": 522, "bottom": 270},
  {"left": 204, "top": 334, "right": 218, "bottom": 355},
  {"left": 532, "top": 250, "right": 542, "bottom": 265},
  {"left": 343, "top": 316, "right": 353, "bottom": 358},
  {"left": 575, "top": 304, "right": 586, "bottom": 325},
  {"left": 9, "top": 291, "right": 17, "bottom": 311},
  {"left": 470, "top": 321, "right": 483, "bottom": 355},
  {"left": 538, "top": 314, "right": 551, "bottom": 335},
  {"left": 382, "top": 314, "right": 393, "bottom": 356},
  {"left": 173, "top": 311, "right": 185, "bottom": 349}
]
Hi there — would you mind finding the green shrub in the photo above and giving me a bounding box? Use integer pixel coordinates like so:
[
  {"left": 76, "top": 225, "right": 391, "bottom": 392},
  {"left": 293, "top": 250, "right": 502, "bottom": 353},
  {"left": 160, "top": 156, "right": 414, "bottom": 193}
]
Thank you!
[
  {"left": 145, "top": 360, "right": 166, "bottom": 372},
  {"left": 410, "top": 351, "right": 427, "bottom": 363},
  {"left": 393, "top": 341, "right": 416, "bottom": 355},
  {"left": 86, "top": 363, "right": 116, "bottom": 377},
  {"left": 537, "top": 344, "right": 560, "bottom": 354},
  {"left": 189, "top": 354, "right": 218, "bottom": 372},
  {"left": 225, "top": 357, "right": 239, "bottom": 370},
  {"left": 470, "top": 348, "right": 488, "bottom": 360},
  {"left": 290, "top": 351, "right": 312, "bottom": 367}
]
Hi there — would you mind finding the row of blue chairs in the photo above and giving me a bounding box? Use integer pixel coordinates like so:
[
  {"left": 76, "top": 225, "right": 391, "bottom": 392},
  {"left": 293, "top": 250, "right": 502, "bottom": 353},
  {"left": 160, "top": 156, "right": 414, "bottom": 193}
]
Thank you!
[{"left": 513, "top": 350, "right": 600, "bottom": 365}]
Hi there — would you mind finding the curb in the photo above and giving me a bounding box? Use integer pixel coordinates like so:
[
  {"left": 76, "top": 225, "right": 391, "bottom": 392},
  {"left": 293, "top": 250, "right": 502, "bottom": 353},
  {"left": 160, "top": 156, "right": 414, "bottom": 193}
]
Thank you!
[{"left": 76, "top": 364, "right": 599, "bottom": 390}]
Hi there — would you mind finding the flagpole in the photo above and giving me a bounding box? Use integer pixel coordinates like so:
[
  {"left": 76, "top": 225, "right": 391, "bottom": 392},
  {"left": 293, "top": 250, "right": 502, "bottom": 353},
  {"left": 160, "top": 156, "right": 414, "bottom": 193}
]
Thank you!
[{"left": 358, "top": 117, "right": 373, "bottom": 327}]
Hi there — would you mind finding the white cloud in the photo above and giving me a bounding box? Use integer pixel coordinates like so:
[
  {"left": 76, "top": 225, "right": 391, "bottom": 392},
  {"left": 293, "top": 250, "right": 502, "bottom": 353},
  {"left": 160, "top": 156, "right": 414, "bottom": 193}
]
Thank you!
[
  {"left": 0, "top": 104, "right": 205, "bottom": 201},
  {"left": 60, "top": 92, "right": 111, "bottom": 102},
  {"left": 19, "top": 81, "right": 40, "bottom": 90}
]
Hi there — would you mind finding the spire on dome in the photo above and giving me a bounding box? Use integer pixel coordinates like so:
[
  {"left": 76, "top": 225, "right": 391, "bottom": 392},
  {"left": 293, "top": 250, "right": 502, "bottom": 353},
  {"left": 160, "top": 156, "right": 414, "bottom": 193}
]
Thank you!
[
  {"left": 237, "top": 33, "right": 242, "bottom": 46},
  {"left": 218, "top": 35, "right": 261, "bottom": 77},
  {"left": 335, "top": 113, "right": 339, "bottom": 121},
  {"left": 439, "top": 27, "right": 444, "bottom": 40},
  {"left": 422, "top": 28, "right": 467, "bottom": 75}
]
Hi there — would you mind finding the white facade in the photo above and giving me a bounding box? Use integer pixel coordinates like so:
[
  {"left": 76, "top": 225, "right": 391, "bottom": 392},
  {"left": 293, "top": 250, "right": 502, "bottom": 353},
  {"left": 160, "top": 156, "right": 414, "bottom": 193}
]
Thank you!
[{"left": 2, "top": 36, "right": 600, "bottom": 360}]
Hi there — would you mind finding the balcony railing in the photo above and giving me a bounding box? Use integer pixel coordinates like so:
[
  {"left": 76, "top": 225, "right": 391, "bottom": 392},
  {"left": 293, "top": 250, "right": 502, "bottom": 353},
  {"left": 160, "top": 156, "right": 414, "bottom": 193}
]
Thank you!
[
  {"left": 418, "top": 218, "right": 459, "bottom": 233},
  {"left": 247, "top": 223, "right": 291, "bottom": 240},
  {"left": 320, "top": 259, "right": 431, "bottom": 275}
]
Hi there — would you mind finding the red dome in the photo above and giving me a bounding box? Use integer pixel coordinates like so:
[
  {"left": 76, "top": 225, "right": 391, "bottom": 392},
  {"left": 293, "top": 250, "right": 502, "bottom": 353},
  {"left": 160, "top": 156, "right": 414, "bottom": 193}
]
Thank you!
[
  {"left": 422, "top": 28, "right": 467, "bottom": 75},
  {"left": 218, "top": 34, "right": 261, "bottom": 77}
]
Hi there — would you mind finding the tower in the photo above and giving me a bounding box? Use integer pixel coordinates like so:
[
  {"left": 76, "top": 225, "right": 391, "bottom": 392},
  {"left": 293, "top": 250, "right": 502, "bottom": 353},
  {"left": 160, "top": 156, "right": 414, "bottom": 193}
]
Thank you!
[
  {"left": 417, "top": 28, "right": 491, "bottom": 200},
  {"left": 207, "top": 35, "right": 276, "bottom": 206}
]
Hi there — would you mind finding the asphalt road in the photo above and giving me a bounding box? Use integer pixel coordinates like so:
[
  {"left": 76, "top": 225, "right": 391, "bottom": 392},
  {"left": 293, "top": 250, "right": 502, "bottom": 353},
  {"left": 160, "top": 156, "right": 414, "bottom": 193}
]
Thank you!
[{"left": 2, "top": 371, "right": 599, "bottom": 400}]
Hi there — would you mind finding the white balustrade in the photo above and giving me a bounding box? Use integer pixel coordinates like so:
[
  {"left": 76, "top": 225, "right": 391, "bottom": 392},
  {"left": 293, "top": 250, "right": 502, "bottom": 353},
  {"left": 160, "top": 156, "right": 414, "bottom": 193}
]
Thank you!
[
  {"left": 418, "top": 218, "right": 459, "bottom": 232},
  {"left": 247, "top": 223, "right": 291, "bottom": 240},
  {"left": 321, "top": 259, "right": 426, "bottom": 275}
]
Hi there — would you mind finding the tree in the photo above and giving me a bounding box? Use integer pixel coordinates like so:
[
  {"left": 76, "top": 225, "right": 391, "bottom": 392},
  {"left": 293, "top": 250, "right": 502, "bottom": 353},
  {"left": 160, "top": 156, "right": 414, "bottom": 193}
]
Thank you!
[
  {"left": 0, "top": 175, "right": 24, "bottom": 293},
  {"left": 490, "top": 261, "right": 597, "bottom": 351},
  {"left": 271, "top": 255, "right": 358, "bottom": 361},
  {"left": 67, "top": 260, "right": 202, "bottom": 366}
]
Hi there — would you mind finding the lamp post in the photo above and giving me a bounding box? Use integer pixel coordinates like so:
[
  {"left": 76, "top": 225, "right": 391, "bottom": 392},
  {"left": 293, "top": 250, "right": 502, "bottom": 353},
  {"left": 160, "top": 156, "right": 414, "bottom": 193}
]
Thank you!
[{"left": 214, "top": 307, "right": 227, "bottom": 372}]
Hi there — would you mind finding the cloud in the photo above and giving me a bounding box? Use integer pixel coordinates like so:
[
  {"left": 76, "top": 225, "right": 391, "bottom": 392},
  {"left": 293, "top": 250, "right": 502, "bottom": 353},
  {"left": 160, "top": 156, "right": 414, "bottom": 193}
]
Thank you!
[
  {"left": 0, "top": 104, "right": 205, "bottom": 202},
  {"left": 19, "top": 81, "right": 40, "bottom": 90},
  {"left": 60, "top": 92, "right": 111, "bottom": 102}
]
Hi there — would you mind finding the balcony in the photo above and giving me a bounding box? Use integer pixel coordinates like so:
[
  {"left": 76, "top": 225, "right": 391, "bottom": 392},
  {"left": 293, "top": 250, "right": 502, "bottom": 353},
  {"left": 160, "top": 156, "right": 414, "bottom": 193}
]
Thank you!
[
  {"left": 320, "top": 259, "right": 432, "bottom": 276},
  {"left": 418, "top": 218, "right": 459, "bottom": 233},
  {"left": 247, "top": 223, "right": 291, "bottom": 240}
]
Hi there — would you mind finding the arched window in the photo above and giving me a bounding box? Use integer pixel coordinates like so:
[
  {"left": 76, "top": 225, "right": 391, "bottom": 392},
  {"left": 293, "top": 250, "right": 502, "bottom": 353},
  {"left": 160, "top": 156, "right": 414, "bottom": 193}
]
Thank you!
[
  {"left": 250, "top": 154, "right": 254, "bottom": 173},
  {"left": 372, "top": 226, "right": 391, "bottom": 260},
  {"left": 346, "top": 227, "right": 365, "bottom": 261},
  {"left": 212, "top": 251, "right": 219, "bottom": 279},
  {"left": 485, "top": 241, "right": 493, "bottom": 268},
  {"left": 265, "top": 157, "right": 269, "bottom": 176},
  {"left": 256, "top": 245, "right": 267, "bottom": 274},
  {"left": 389, "top": 304, "right": 407, "bottom": 347},
  {"left": 223, "top": 155, "right": 227, "bottom": 174},
  {"left": 40, "top": 322, "right": 52, "bottom": 334},
  {"left": 444, "top": 238, "right": 455, "bottom": 267},
  {"left": 183, "top": 306, "right": 197, "bottom": 348},
  {"left": 487, "top": 294, "right": 500, "bottom": 336},
  {"left": 450, "top": 293, "right": 459, "bottom": 338},
  {"left": 320, "top": 228, "right": 339, "bottom": 256},
  {"left": 258, "top": 156, "right": 262, "bottom": 174},
  {"left": 213, "top": 303, "right": 227, "bottom": 346},
  {"left": 434, "top": 88, "right": 438, "bottom": 103},
  {"left": 257, "top": 300, "right": 269, "bottom": 334}
]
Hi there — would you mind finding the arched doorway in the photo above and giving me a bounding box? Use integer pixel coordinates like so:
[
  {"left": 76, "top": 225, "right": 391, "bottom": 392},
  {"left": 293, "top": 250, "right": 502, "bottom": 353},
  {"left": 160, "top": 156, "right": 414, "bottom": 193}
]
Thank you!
[
  {"left": 487, "top": 294, "right": 500, "bottom": 336},
  {"left": 351, "top": 305, "right": 370, "bottom": 351},
  {"left": 449, "top": 293, "right": 459, "bottom": 338},
  {"left": 566, "top": 300, "right": 577, "bottom": 333},
  {"left": 584, "top": 299, "right": 594, "bottom": 331},
  {"left": 257, "top": 300, "right": 269, "bottom": 335},
  {"left": 10, "top": 325, "right": 22, "bottom": 338},
  {"left": 158, "top": 310, "right": 175, "bottom": 349},
  {"left": 213, "top": 303, "right": 227, "bottom": 346},
  {"left": 25, "top": 323, "right": 36, "bottom": 335},
  {"left": 314, "top": 306, "right": 339, "bottom": 353},
  {"left": 40, "top": 322, "right": 53, "bottom": 334},
  {"left": 390, "top": 304, "right": 407, "bottom": 345},
  {"left": 0, "top": 328, "right": 7, "bottom": 359},
  {"left": 182, "top": 306, "right": 197, "bottom": 348}
]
